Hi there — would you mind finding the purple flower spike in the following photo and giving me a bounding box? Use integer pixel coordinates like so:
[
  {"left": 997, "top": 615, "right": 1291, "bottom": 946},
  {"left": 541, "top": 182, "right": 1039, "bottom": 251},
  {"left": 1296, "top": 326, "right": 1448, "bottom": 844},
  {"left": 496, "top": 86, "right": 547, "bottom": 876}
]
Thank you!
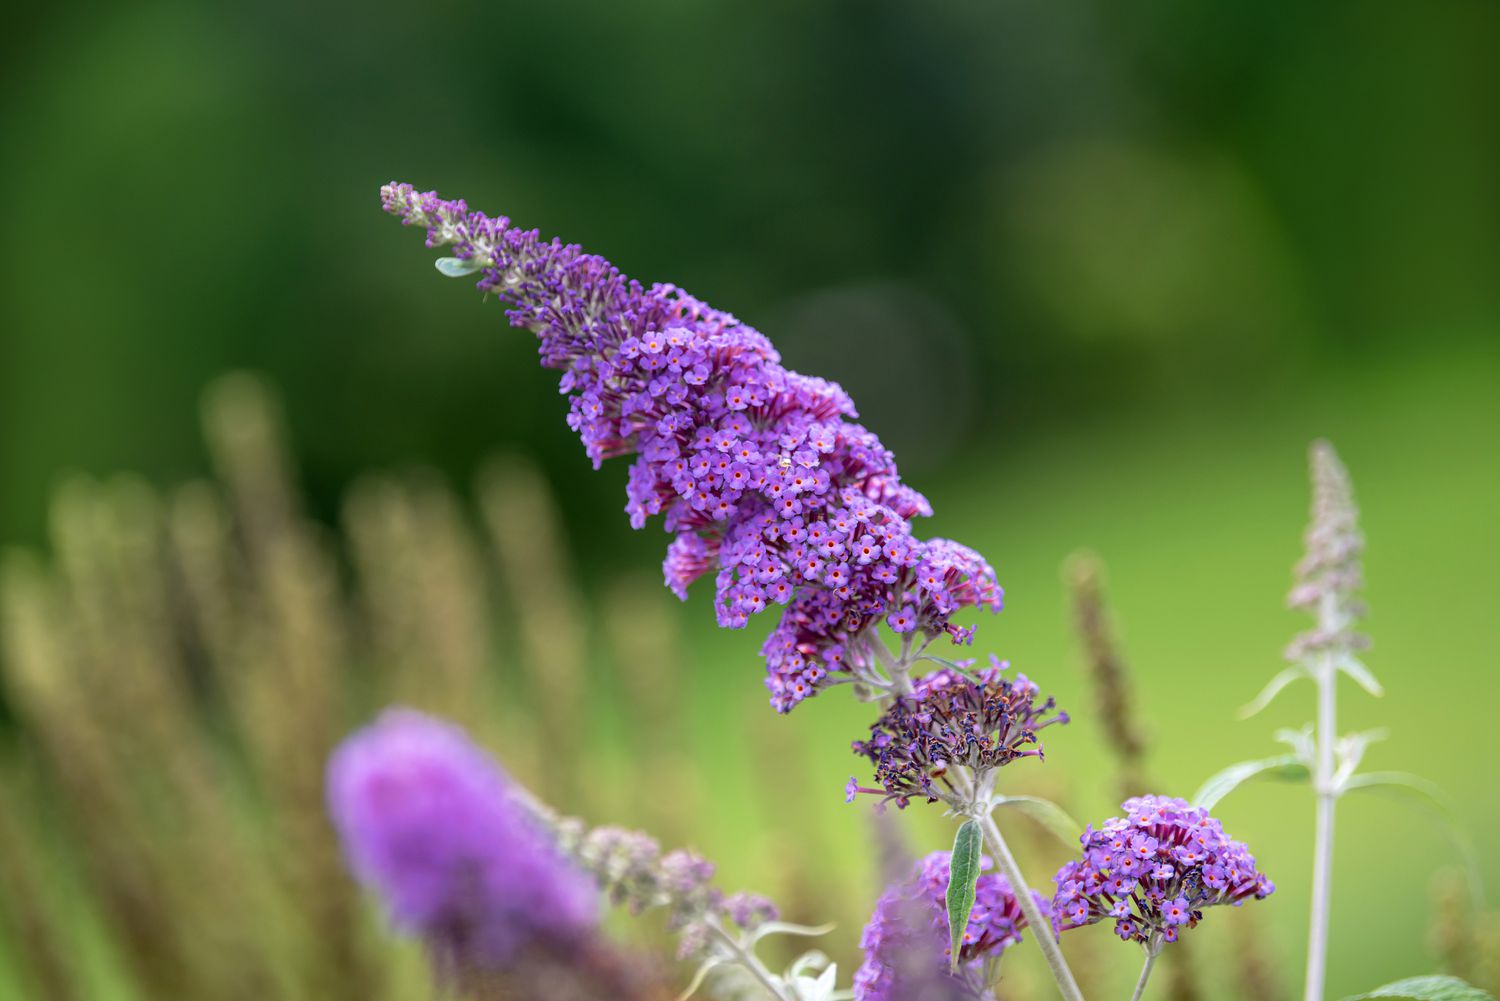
[
  {"left": 327, "top": 709, "right": 599, "bottom": 971},
  {"left": 854, "top": 851, "right": 1046, "bottom": 1001},
  {"left": 1051, "top": 795, "right": 1274, "bottom": 946},
  {"left": 382, "top": 184, "right": 1003, "bottom": 712},
  {"left": 850, "top": 658, "right": 1068, "bottom": 808}
]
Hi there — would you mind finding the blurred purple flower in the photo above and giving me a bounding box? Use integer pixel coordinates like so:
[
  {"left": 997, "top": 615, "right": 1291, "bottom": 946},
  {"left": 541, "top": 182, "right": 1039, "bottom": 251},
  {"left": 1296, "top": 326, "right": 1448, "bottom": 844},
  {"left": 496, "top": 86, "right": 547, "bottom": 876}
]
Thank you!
[
  {"left": 381, "top": 184, "right": 1002, "bottom": 712},
  {"left": 850, "top": 658, "right": 1067, "bottom": 808},
  {"left": 1286, "top": 439, "right": 1369, "bottom": 661},
  {"left": 854, "top": 851, "right": 1044, "bottom": 1001},
  {"left": 555, "top": 821, "right": 778, "bottom": 962},
  {"left": 1051, "top": 795, "right": 1273, "bottom": 946},
  {"left": 327, "top": 709, "right": 599, "bottom": 971}
]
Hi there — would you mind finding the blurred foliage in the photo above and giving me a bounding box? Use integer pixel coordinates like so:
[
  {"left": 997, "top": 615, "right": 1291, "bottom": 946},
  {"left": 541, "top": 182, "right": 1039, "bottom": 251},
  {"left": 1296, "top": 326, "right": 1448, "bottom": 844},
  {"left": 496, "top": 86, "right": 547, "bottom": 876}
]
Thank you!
[
  {"left": 2, "top": 0, "right": 1498, "bottom": 548},
  {"left": 0, "top": 377, "right": 722, "bottom": 998},
  {"left": 2, "top": 0, "right": 1499, "bottom": 997}
]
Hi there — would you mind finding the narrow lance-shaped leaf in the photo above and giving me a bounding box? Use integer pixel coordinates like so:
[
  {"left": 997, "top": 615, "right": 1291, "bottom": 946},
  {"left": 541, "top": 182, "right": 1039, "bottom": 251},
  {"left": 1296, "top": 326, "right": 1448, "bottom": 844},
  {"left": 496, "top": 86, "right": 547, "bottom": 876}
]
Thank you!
[
  {"left": 677, "top": 956, "right": 723, "bottom": 1001},
  {"left": 1193, "top": 755, "right": 1310, "bottom": 811},
  {"left": 994, "top": 795, "right": 1084, "bottom": 849},
  {"left": 748, "top": 921, "right": 837, "bottom": 948},
  {"left": 1238, "top": 666, "right": 1309, "bottom": 718},
  {"left": 1337, "top": 654, "right": 1385, "bottom": 698},
  {"left": 945, "top": 820, "right": 982, "bottom": 973},
  {"left": 1340, "top": 974, "right": 1495, "bottom": 1001}
]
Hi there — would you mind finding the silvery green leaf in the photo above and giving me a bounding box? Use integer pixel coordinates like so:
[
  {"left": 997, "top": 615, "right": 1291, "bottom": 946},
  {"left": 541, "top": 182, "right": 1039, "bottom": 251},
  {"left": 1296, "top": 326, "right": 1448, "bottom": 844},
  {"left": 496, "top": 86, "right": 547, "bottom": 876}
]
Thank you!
[
  {"left": 946, "top": 820, "right": 982, "bottom": 973},
  {"left": 748, "top": 921, "right": 837, "bottom": 947},
  {"left": 1340, "top": 974, "right": 1495, "bottom": 1000},
  {"left": 1343, "top": 772, "right": 1486, "bottom": 905},
  {"left": 1274, "top": 724, "right": 1316, "bottom": 765},
  {"left": 795, "top": 963, "right": 839, "bottom": 1001},
  {"left": 1337, "top": 654, "right": 1385, "bottom": 697},
  {"left": 993, "top": 795, "right": 1084, "bottom": 848},
  {"left": 677, "top": 957, "right": 723, "bottom": 1001},
  {"left": 1238, "top": 666, "right": 1309, "bottom": 718},
  {"left": 1333, "top": 728, "right": 1388, "bottom": 783},
  {"left": 785, "top": 952, "right": 848, "bottom": 1001},
  {"left": 1193, "top": 755, "right": 1310, "bottom": 811},
  {"left": 786, "top": 950, "right": 831, "bottom": 978},
  {"left": 434, "top": 256, "right": 484, "bottom": 277}
]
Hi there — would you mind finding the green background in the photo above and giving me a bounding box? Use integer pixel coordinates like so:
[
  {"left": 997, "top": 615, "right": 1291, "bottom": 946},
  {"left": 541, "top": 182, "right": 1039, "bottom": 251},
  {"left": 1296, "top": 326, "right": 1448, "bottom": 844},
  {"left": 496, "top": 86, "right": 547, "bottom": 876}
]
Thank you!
[{"left": 3, "top": 0, "right": 1498, "bottom": 997}]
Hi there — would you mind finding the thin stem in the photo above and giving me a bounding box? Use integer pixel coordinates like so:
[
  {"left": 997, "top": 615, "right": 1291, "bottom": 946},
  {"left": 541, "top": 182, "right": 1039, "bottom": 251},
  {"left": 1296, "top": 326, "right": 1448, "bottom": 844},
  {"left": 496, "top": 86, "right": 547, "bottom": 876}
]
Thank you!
[
  {"left": 976, "top": 810, "right": 1086, "bottom": 1001},
  {"left": 1304, "top": 653, "right": 1337, "bottom": 1001},
  {"left": 707, "top": 919, "right": 792, "bottom": 1001},
  {"left": 1129, "top": 945, "right": 1160, "bottom": 1001}
]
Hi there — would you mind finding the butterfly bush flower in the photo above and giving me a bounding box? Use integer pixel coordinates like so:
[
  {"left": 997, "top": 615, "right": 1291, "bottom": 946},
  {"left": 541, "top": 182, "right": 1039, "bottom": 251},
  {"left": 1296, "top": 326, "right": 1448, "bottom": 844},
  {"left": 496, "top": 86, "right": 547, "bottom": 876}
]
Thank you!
[
  {"left": 326, "top": 709, "right": 599, "bottom": 971},
  {"left": 855, "top": 851, "right": 1045, "bottom": 1000},
  {"left": 1051, "top": 795, "right": 1274, "bottom": 946},
  {"left": 849, "top": 659, "right": 1068, "bottom": 808},
  {"left": 381, "top": 183, "right": 1002, "bottom": 712}
]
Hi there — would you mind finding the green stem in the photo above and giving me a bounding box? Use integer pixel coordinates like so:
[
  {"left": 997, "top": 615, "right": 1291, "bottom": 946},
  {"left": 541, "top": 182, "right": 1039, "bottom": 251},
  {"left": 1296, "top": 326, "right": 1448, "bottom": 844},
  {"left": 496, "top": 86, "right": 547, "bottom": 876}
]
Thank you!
[
  {"left": 976, "top": 811, "right": 1087, "bottom": 1001},
  {"left": 1304, "top": 652, "right": 1337, "bottom": 1001},
  {"left": 1129, "top": 944, "right": 1160, "bottom": 1001},
  {"left": 706, "top": 919, "right": 792, "bottom": 1001}
]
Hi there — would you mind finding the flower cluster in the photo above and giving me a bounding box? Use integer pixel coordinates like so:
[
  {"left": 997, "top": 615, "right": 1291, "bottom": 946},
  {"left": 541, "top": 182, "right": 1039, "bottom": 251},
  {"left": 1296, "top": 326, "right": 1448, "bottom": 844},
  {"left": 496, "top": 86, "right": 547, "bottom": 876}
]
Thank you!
[
  {"left": 1286, "top": 440, "right": 1368, "bottom": 661},
  {"left": 854, "top": 851, "right": 1044, "bottom": 1001},
  {"left": 381, "top": 183, "right": 1002, "bottom": 711},
  {"left": 1051, "top": 795, "right": 1274, "bottom": 945},
  {"left": 552, "top": 821, "right": 778, "bottom": 961},
  {"left": 326, "top": 709, "right": 599, "bottom": 971},
  {"left": 849, "top": 659, "right": 1068, "bottom": 808}
]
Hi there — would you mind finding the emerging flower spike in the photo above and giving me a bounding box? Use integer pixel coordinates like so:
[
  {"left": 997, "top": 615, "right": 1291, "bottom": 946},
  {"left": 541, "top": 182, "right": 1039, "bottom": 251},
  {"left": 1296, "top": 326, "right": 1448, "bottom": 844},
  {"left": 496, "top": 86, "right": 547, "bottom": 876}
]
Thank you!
[
  {"left": 1286, "top": 440, "right": 1369, "bottom": 662},
  {"left": 850, "top": 659, "right": 1068, "bottom": 808},
  {"left": 549, "top": 821, "right": 778, "bottom": 962},
  {"left": 326, "top": 709, "right": 599, "bottom": 973},
  {"left": 854, "top": 851, "right": 1045, "bottom": 1001},
  {"left": 381, "top": 184, "right": 1003, "bottom": 712},
  {"left": 1051, "top": 795, "right": 1274, "bottom": 946}
]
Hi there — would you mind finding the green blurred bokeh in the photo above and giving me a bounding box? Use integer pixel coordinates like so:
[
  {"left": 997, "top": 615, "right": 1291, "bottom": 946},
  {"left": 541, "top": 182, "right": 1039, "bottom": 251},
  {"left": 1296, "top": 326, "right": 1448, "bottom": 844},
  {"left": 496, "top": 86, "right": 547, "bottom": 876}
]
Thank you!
[{"left": 2, "top": 0, "right": 1498, "bottom": 996}]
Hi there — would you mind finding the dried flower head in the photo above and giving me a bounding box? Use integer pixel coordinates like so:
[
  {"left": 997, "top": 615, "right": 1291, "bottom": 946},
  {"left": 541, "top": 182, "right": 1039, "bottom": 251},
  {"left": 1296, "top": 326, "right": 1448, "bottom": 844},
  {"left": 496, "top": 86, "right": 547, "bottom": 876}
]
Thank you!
[
  {"left": 1286, "top": 440, "right": 1368, "bottom": 662},
  {"left": 381, "top": 184, "right": 1003, "bottom": 711},
  {"left": 326, "top": 709, "right": 599, "bottom": 972},
  {"left": 854, "top": 851, "right": 1045, "bottom": 1000},
  {"left": 849, "top": 659, "right": 1068, "bottom": 808},
  {"left": 1051, "top": 795, "right": 1273, "bottom": 946}
]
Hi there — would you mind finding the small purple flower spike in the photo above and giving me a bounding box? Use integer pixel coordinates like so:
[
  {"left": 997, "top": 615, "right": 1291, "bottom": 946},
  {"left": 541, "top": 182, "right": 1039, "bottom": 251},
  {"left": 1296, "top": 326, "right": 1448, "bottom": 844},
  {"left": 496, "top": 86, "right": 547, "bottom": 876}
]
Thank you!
[
  {"left": 1051, "top": 795, "right": 1274, "bottom": 946},
  {"left": 381, "top": 184, "right": 1003, "bottom": 712},
  {"left": 327, "top": 709, "right": 599, "bottom": 971},
  {"left": 850, "top": 658, "right": 1068, "bottom": 807},
  {"left": 854, "top": 851, "right": 1046, "bottom": 1001}
]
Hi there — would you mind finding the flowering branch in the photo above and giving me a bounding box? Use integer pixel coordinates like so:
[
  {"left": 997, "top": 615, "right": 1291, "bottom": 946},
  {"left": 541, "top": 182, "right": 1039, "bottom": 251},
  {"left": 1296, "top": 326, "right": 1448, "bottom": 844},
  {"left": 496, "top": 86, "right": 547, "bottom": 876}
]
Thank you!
[
  {"left": 1192, "top": 442, "right": 1374, "bottom": 1001},
  {"left": 380, "top": 183, "right": 1002, "bottom": 717},
  {"left": 1291, "top": 441, "right": 1370, "bottom": 1001}
]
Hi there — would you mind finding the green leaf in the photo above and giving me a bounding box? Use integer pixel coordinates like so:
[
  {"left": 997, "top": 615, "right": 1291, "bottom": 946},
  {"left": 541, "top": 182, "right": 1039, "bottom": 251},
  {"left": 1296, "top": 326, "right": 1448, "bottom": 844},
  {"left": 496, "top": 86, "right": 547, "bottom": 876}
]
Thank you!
[
  {"left": 946, "top": 820, "right": 982, "bottom": 973},
  {"left": 1337, "top": 654, "right": 1385, "bottom": 698},
  {"left": 1238, "top": 666, "right": 1309, "bottom": 718},
  {"left": 1341, "top": 974, "right": 1495, "bottom": 1000},
  {"left": 434, "top": 256, "right": 484, "bottom": 277},
  {"left": 1274, "top": 723, "right": 1315, "bottom": 764},
  {"left": 677, "top": 957, "right": 722, "bottom": 1000},
  {"left": 994, "top": 795, "right": 1084, "bottom": 848},
  {"left": 748, "top": 920, "right": 836, "bottom": 947},
  {"left": 1192, "top": 755, "right": 1310, "bottom": 811},
  {"left": 1343, "top": 772, "right": 1486, "bottom": 906}
]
